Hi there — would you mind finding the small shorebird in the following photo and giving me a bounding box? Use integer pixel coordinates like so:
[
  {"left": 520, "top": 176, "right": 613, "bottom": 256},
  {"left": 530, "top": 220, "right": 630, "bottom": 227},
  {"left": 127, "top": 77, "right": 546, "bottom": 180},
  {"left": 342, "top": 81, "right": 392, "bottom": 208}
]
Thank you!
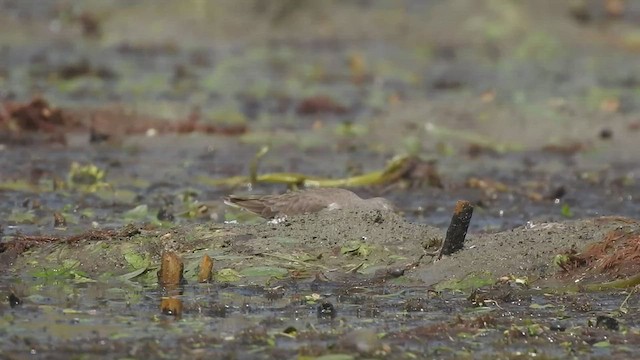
[{"left": 224, "top": 188, "right": 394, "bottom": 219}]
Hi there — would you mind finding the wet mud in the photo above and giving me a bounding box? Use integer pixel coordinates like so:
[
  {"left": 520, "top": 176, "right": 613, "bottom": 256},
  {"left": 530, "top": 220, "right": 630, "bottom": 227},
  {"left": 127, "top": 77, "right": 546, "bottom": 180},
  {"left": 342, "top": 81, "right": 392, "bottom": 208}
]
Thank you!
[{"left": 2, "top": 0, "right": 640, "bottom": 358}]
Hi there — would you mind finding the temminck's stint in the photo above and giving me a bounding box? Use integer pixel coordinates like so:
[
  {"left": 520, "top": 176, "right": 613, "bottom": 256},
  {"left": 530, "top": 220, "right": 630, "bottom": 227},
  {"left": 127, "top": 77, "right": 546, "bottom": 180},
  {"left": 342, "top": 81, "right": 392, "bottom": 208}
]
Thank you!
[{"left": 224, "top": 188, "right": 394, "bottom": 219}]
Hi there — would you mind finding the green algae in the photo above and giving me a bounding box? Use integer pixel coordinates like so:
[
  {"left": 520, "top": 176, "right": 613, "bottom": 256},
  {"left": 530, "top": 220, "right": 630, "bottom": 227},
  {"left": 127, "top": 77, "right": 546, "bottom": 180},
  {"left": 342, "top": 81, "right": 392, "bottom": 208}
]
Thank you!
[{"left": 434, "top": 272, "right": 496, "bottom": 293}]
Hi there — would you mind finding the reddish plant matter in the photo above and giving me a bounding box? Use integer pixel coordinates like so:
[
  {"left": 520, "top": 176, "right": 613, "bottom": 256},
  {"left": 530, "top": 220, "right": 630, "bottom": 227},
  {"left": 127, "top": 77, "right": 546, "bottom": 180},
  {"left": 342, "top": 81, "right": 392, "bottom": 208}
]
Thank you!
[
  {"left": 296, "top": 95, "right": 347, "bottom": 115},
  {"left": 556, "top": 224, "right": 640, "bottom": 281},
  {"left": 172, "top": 108, "right": 248, "bottom": 135},
  {"left": 579, "top": 230, "right": 640, "bottom": 277},
  {"left": 1, "top": 97, "right": 74, "bottom": 133}
]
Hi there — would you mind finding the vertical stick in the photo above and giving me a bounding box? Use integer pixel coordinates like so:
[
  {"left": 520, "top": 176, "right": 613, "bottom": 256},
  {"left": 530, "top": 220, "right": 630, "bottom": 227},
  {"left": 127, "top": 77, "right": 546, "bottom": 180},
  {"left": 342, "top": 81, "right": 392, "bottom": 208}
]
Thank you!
[{"left": 437, "top": 200, "right": 473, "bottom": 260}]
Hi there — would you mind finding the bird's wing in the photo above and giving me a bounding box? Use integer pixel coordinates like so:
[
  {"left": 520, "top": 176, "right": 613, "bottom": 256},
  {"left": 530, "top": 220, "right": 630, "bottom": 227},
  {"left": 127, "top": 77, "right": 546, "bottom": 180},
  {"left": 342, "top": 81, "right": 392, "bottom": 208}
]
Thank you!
[
  {"left": 278, "top": 192, "right": 332, "bottom": 215},
  {"left": 224, "top": 195, "right": 279, "bottom": 218},
  {"left": 224, "top": 191, "right": 332, "bottom": 218}
]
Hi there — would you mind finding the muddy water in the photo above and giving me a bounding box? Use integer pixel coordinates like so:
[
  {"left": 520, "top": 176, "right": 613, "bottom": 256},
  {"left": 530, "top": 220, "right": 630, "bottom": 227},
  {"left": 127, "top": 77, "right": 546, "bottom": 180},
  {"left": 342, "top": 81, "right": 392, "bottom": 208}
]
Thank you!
[
  {"left": 2, "top": 0, "right": 640, "bottom": 358},
  {"left": 1, "top": 272, "right": 636, "bottom": 359}
]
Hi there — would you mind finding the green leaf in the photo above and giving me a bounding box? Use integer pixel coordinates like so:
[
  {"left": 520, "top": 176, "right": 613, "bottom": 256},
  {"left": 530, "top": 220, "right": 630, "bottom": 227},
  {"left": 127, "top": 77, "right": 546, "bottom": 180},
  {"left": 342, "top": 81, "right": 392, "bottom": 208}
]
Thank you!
[
  {"left": 119, "top": 266, "right": 149, "bottom": 281},
  {"left": 529, "top": 303, "right": 555, "bottom": 309},
  {"left": 7, "top": 209, "right": 37, "bottom": 224},
  {"left": 593, "top": 340, "right": 610, "bottom": 348},
  {"left": 435, "top": 272, "right": 495, "bottom": 292},
  {"left": 123, "top": 205, "right": 149, "bottom": 222},
  {"left": 124, "top": 251, "right": 148, "bottom": 269},
  {"left": 341, "top": 242, "right": 372, "bottom": 257},
  {"left": 215, "top": 268, "right": 242, "bottom": 282}
]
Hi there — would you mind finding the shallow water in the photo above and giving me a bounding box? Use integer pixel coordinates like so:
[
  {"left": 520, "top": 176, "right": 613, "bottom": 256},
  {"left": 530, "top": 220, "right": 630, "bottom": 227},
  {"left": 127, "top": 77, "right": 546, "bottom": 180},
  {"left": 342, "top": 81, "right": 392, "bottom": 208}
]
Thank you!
[
  {"left": 2, "top": 275, "right": 637, "bottom": 359},
  {"left": 2, "top": 0, "right": 640, "bottom": 358}
]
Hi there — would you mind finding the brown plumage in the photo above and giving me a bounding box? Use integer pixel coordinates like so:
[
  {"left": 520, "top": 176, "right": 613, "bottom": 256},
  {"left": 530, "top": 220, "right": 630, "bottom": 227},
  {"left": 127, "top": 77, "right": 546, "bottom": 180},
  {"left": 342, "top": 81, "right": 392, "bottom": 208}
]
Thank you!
[{"left": 224, "top": 188, "right": 394, "bottom": 219}]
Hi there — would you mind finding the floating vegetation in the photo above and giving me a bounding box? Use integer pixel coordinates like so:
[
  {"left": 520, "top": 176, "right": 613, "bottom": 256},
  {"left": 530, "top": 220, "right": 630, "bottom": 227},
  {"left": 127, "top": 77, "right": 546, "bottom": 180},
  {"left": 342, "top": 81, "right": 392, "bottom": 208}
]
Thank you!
[
  {"left": 203, "top": 153, "right": 440, "bottom": 189},
  {"left": 67, "top": 162, "right": 109, "bottom": 191}
]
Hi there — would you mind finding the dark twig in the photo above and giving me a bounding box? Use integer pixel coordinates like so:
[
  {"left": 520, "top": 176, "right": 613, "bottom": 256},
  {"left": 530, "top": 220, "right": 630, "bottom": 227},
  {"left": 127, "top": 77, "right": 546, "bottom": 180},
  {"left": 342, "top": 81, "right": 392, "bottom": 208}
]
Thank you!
[{"left": 435, "top": 200, "right": 474, "bottom": 261}]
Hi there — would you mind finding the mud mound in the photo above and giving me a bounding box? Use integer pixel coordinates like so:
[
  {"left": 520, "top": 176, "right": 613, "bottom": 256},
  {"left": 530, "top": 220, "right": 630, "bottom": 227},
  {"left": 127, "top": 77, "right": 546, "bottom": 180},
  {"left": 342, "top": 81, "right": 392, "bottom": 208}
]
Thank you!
[
  {"left": 414, "top": 217, "right": 638, "bottom": 286},
  {"left": 225, "top": 209, "right": 443, "bottom": 275}
]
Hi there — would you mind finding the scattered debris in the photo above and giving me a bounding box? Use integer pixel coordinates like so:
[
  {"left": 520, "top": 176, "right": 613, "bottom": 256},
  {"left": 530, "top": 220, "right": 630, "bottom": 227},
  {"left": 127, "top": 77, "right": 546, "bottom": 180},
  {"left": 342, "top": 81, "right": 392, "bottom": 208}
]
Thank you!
[
  {"left": 53, "top": 212, "right": 67, "bottom": 229},
  {"left": 56, "top": 59, "right": 115, "bottom": 80},
  {"left": 160, "top": 297, "right": 183, "bottom": 317},
  {"left": 466, "top": 177, "right": 508, "bottom": 197},
  {"left": 8, "top": 292, "right": 22, "bottom": 308},
  {"left": 296, "top": 95, "right": 347, "bottom": 115},
  {"left": 157, "top": 251, "right": 184, "bottom": 290},
  {"left": 76, "top": 11, "right": 102, "bottom": 38},
  {"left": 542, "top": 141, "right": 589, "bottom": 155},
  {"left": 1, "top": 97, "right": 247, "bottom": 145},
  {"left": 599, "top": 128, "right": 613, "bottom": 139},
  {"left": 198, "top": 254, "right": 214, "bottom": 283},
  {"left": 317, "top": 301, "right": 337, "bottom": 319},
  {"left": 0, "top": 97, "right": 78, "bottom": 139},
  {"left": 593, "top": 315, "right": 619, "bottom": 331}
]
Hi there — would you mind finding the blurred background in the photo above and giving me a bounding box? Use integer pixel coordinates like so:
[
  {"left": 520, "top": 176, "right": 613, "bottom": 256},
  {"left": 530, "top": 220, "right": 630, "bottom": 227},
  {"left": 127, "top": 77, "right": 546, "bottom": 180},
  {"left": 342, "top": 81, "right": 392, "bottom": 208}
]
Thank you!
[{"left": 1, "top": 0, "right": 639, "bottom": 232}]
